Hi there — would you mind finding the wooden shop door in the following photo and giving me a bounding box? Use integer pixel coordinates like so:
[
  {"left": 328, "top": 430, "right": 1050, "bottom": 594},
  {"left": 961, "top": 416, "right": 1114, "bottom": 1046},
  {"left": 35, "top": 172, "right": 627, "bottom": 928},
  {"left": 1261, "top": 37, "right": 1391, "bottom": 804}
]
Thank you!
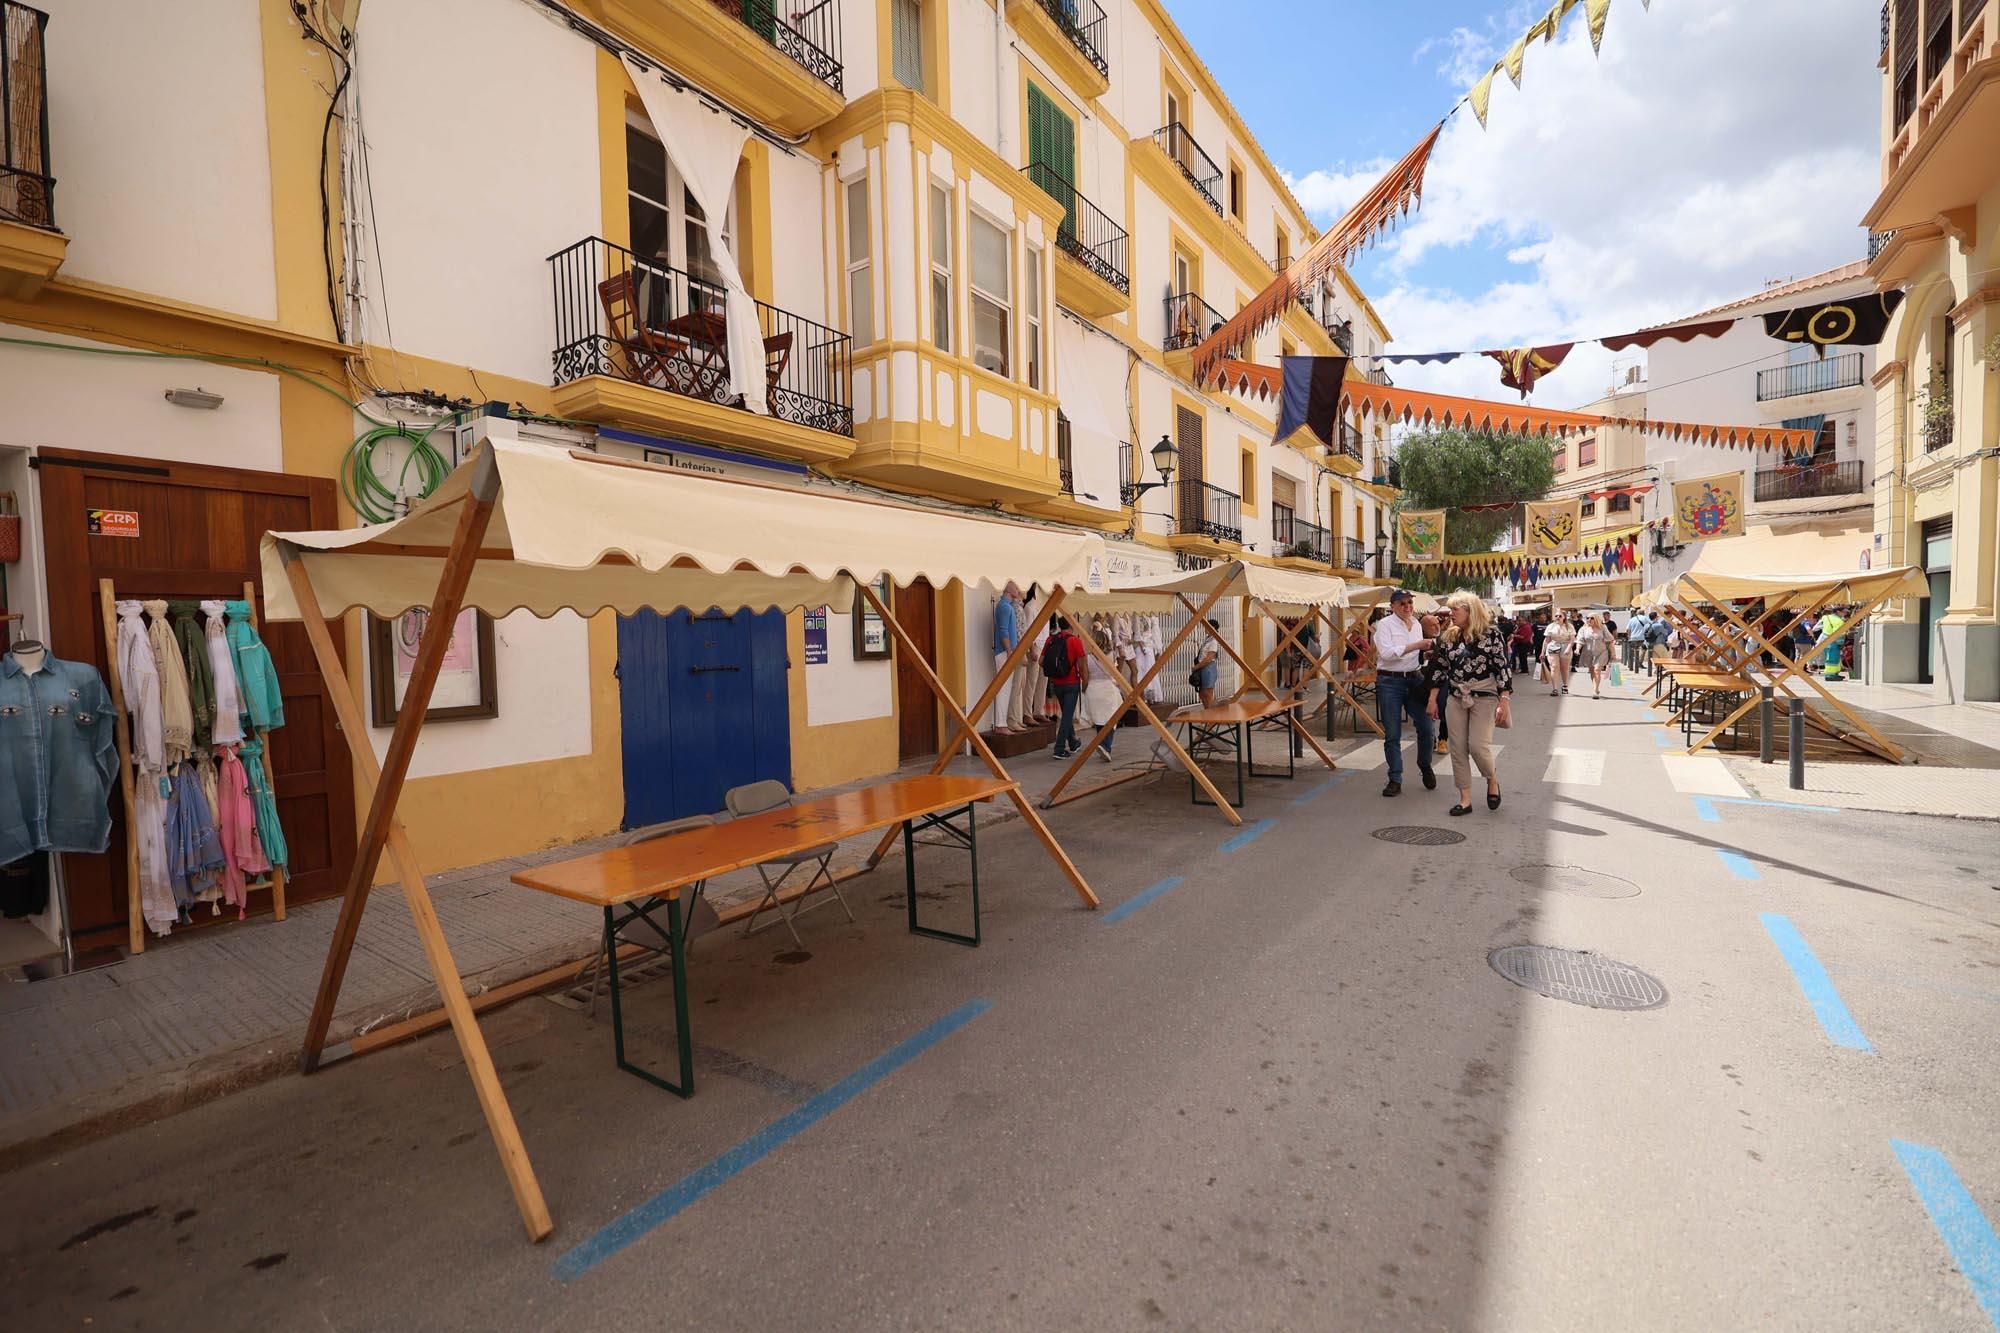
[{"left": 894, "top": 578, "right": 939, "bottom": 761}]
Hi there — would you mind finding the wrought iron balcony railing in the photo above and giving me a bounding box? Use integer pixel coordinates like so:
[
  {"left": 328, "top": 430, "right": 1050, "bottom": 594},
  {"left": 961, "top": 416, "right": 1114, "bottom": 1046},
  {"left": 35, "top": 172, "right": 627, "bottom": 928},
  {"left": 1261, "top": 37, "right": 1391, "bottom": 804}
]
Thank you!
[
  {"left": 1056, "top": 411, "right": 1075, "bottom": 495},
  {"left": 1754, "top": 459, "right": 1864, "bottom": 503},
  {"left": 1023, "top": 161, "right": 1128, "bottom": 295},
  {"left": 1328, "top": 319, "right": 1354, "bottom": 355},
  {"left": 1164, "top": 290, "right": 1225, "bottom": 353},
  {"left": 1336, "top": 420, "right": 1364, "bottom": 463},
  {"left": 1342, "top": 536, "right": 1367, "bottom": 571},
  {"left": 1028, "top": 0, "right": 1108, "bottom": 76},
  {"left": 713, "top": 0, "right": 843, "bottom": 93},
  {"left": 1151, "top": 121, "right": 1223, "bottom": 216},
  {"left": 1177, "top": 478, "right": 1241, "bottom": 544},
  {"left": 1117, "top": 440, "right": 1138, "bottom": 506},
  {"left": 1, "top": 2, "right": 54, "bottom": 230},
  {"left": 1272, "top": 510, "right": 1329, "bottom": 563},
  {"left": 1868, "top": 229, "right": 1897, "bottom": 259},
  {"left": 1755, "top": 353, "right": 1865, "bottom": 401},
  {"left": 550, "top": 236, "right": 853, "bottom": 436}
]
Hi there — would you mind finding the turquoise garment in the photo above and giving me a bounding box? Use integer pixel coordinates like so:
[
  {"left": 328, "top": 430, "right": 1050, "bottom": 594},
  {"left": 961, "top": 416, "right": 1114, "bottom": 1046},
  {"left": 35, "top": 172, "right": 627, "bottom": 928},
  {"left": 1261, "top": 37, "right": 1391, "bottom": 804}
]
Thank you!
[
  {"left": 236, "top": 735, "right": 289, "bottom": 871},
  {"left": 224, "top": 600, "right": 286, "bottom": 732}
]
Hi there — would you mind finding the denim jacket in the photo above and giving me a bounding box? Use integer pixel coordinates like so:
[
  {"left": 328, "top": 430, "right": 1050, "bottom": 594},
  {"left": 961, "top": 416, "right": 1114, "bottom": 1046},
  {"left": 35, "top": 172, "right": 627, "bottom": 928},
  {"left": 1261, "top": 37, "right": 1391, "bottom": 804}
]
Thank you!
[{"left": 0, "top": 654, "right": 121, "bottom": 865}]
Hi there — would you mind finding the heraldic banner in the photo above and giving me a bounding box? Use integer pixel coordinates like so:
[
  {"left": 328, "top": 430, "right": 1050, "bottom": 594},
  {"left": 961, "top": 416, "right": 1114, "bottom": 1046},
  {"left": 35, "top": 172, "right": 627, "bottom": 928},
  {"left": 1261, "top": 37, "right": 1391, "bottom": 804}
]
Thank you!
[
  {"left": 1397, "top": 509, "right": 1446, "bottom": 565},
  {"left": 1673, "top": 471, "right": 1745, "bottom": 543},
  {"left": 1524, "top": 498, "right": 1582, "bottom": 558}
]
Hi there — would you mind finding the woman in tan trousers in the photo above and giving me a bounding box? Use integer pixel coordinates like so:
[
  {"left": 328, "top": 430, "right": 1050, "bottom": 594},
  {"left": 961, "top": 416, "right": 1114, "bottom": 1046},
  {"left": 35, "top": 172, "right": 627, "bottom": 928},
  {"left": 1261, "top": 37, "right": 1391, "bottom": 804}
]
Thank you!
[{"left": 1426, "top": 591, "right": 1513, "bottom": 816}]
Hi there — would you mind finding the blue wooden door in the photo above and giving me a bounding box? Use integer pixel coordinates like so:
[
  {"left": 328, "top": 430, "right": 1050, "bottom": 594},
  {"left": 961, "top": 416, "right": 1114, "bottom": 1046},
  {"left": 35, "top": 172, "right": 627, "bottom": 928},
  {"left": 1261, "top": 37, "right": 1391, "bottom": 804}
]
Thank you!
[{"left": 617, "top": 608, "right": 792, "bottom": 827}]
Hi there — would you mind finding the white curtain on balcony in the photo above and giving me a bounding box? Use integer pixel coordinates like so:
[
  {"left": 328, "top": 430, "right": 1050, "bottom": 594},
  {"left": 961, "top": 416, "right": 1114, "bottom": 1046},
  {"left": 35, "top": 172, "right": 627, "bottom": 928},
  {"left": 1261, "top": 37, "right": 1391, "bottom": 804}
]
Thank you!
[
  {"left": 622, "top": 57, "right": 768, "bottom": 415},
  {"left": 1056, "top": 319, "right": 1127, "bottom": 511}
]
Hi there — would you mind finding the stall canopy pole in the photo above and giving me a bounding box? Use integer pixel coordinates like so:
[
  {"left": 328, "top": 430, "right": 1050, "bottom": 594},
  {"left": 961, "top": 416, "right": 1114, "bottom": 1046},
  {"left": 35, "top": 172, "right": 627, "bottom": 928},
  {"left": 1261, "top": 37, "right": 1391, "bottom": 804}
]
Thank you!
[
  {"left": 279, "top": 530, "right": 554, "bottom": 1244},
  {"left": 859, "top": 582, "right": 1099, "bottom": 908},
  {"left": 1042, "top": 579, "right": 1236, "bottom": 814},
  {"left": 865, "top": 588, "right": 1068, "bottom": 870},
  {"left": 1182, "top": 593, "right": 1342, "bottom": 772},
  {"left": 299, "top": 487, "right": 497, "bottom": 1072}
]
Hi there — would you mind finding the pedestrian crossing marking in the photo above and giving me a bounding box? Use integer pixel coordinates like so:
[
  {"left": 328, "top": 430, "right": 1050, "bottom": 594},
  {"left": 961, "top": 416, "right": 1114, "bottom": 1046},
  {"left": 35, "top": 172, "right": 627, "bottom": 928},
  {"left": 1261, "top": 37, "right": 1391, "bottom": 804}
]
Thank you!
[
  {"left": 1660, "top": 753, "right": 1750, "bottom": 797},
  {"left": 1542, "top": 748, "right": 1606, "bottom": 786}
]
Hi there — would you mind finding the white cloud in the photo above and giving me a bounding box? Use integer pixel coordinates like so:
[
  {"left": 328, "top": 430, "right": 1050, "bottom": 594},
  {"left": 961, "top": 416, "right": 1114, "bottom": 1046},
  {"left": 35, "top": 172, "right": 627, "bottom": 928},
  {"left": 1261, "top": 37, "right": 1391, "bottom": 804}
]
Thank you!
[
  {"left": 1282, "top": 157, "right": 1394, "bottom": 224},
  {"left": 1286, "top": 0, "right": 1881, "bottom": 413}
]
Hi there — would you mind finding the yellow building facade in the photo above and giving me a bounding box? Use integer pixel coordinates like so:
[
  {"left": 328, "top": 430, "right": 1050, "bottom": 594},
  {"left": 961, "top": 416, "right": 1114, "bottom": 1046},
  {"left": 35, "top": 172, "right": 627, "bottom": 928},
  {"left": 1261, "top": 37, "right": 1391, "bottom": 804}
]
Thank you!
[{"left": 1866, "top": 0, "right": 2000, "bottom": 699}]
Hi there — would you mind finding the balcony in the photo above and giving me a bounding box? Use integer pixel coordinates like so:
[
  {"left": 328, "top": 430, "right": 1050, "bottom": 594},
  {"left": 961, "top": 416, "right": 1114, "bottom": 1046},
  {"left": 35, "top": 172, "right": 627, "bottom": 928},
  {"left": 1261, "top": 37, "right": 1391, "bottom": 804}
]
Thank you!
[
  {"left": 1872, "top": 0, "right": 1998, "bottom": 233},
  {"left": 1164, "top": 290, "right": 1224, "bottom": 353},
  {"left": 1117, "top": 440, "right": 1139, "bottom": 506},
  {"left": 0, "top": 2, "right": 64, "bottom": 299},
  {"left": 1754, "top": 460, "right": 1865, "bottom": 503},
  {"left": 1271, "top": 509, "right": 1329, "bottom": 569},
  {"left": 1005, "top": 0, "right": 1109, "bottom": 97},
  {"left": 1340, "top": 536, "right": 1368, "bottom": 574},
  {"left": 593, "top": 0, "right": 844, "bottom": 136},
  {"left": 1150, "top": 122, "right": 1224, "bottom": 217},
  {"left": 1172, "top": 478, "right": 1242, "bottom": 553},
  {"left": 1755, "top": 353, "right": 1865, "bottom": 401},
  {"left": 1323, "top": 420, "right": 1364, "bottom": 476},
  {"left": 1023, "top": 161, "right": 1128, "bottom": 316},
  {"left": 547, "top": 236, "right": 854, "bottom": 466}
]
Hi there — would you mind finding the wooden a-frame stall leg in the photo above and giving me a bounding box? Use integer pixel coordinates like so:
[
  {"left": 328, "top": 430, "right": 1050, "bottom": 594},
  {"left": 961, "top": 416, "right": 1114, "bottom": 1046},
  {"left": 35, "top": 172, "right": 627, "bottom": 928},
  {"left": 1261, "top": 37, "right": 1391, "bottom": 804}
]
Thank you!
[
  {"left": 1318, "top": 607, "right": 1384, "bottom": 739},
  {"left": 1197, "top": 595, "right": 1341, "bottom": 773},
  {"left": 862, "top": 586, "right": 1067, "bottom": 870},
  {"left": 859, "top": 582, "right": 1100, "bottom": 909},
  {"left": 284, "top": 482, "right": 556, "bottom": 1243},
  {"left": 1238, "top": 605, "right": 1367, "bottom": 754},
  {"left": 1040, "top": 581, "right": 1245, "bottom": 821}
]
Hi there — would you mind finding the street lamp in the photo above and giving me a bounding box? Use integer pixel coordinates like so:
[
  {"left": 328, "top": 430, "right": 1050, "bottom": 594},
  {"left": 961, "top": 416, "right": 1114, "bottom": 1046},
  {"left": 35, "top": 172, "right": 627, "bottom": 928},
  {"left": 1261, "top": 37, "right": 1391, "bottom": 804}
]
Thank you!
[
  {"left": 1126, "top": 434, "right": 1179, "bottom": 500},
  {"left": 1372, "top": 528, "right": 1391, "bottom": 568}
]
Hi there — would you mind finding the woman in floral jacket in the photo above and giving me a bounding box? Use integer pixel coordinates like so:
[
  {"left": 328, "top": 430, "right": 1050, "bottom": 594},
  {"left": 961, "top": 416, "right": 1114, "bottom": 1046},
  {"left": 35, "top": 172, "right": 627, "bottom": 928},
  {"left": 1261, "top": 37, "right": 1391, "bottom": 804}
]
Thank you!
[{"left": 1426, "top": 591, "right": 1513, "bottom": 815}]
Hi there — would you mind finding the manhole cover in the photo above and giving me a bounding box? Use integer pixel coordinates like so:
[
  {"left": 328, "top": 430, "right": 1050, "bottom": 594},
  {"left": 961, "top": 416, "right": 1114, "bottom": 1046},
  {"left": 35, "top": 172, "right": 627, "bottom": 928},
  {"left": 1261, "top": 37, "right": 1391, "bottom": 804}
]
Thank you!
[
  {"left": 1489, "top": 946, "right": 1667, "bottom": 1011},
  {"left": 1372, "top": 826, "right": 1466, "bottom": 846},
  {"left": 1507, "top": 864, "right": 1642, "bottom": 899}
]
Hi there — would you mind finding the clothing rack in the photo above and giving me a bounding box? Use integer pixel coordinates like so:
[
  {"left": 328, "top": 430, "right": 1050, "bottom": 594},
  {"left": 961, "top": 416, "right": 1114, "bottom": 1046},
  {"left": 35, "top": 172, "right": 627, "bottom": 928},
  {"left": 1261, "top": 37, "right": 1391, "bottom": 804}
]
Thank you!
[{"left": 96, "top": 579, "right": 287, "bottom": 955}]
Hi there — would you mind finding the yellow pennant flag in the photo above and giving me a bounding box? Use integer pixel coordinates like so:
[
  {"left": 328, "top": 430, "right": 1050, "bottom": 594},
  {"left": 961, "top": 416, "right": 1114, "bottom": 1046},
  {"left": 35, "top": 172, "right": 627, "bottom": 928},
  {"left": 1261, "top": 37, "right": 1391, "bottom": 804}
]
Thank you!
[
  {"left": 1587, "top": 0, "right": 1613, "bottom": 53},
  {"left": 1504, "top": 35, "right": 1528, "bottom": 87},
  {"left": 1470, "top": 65, "right": 1498, "bottom": 128},
  {"left": 1672, "top": 472, "right": 1746, "bottom": 544},
  {"left": 1397, "top": 509, "right": 1447, "bottom": 565},
  {"left": 1524, "top": 499, "right": 1582, "bottom": 558}
]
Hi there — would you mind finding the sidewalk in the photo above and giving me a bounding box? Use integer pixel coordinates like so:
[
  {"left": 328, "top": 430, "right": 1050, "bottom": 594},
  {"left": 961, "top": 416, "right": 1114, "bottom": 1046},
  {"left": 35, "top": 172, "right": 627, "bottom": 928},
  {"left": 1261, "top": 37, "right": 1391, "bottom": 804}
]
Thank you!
[{"left": 0, "top": 713, "right": 1353, "bottom": 1166}]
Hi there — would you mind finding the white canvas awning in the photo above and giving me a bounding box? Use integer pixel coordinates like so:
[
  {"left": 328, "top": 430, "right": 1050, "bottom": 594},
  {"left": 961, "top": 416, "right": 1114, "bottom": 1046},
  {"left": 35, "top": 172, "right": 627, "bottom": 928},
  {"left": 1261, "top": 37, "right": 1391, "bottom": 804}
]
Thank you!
[
  {"left": 1066, "top": 558, "right": 1349, "bottom": 616},
  {"left": 1641, "top": 525, "right": 1923, "bottom": 612},
  {"left": 261, "top": 441, "right": 1109, "bottom": 621},
  {"left": 1346, "top": 584, "right": 1441, "bottom": 614}
]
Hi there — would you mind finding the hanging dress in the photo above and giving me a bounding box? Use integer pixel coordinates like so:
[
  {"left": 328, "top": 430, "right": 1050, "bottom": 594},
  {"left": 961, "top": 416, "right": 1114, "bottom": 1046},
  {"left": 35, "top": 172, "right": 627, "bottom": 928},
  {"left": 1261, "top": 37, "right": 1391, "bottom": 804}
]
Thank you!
[
  {"left": 215, "top": 745, "right": 270, "bottom": 911},
  {"left": 116, "top": 601, "right": 176, "bottom": 935},
  {"left": 145, "top": 599, "right": 194, "bottom": 768},
  {"left": 236, "top": 735, "right": 288, "bottom": 872},
  {"left": 202, "top": 601, "right": 245, "bottom": 747},
  {"left": 224, "top": 600, "right": 285, "bottom": 732},
  {"left": 164, "top": 759, "right": 225, "bottom": 910},
  {"left": 168, "top": 600, "right": 214, "bottom": 752}
]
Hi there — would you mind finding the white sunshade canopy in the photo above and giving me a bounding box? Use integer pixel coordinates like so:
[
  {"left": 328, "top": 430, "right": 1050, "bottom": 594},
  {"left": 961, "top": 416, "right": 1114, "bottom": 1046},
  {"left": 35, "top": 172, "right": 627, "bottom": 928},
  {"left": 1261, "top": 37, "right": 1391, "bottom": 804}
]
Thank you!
[
  {"left": 1066, "top": 559, "right": 1350, "bottom": 616},
  {"left": 1347, "top": 585, "right": 1441, "bottom": 614},
  {"left": 1640, "top": 525, "right": 1924, "bottom": 613},
  {"left": 261, "top": 441, "right": 1111, "bottom": 621}
]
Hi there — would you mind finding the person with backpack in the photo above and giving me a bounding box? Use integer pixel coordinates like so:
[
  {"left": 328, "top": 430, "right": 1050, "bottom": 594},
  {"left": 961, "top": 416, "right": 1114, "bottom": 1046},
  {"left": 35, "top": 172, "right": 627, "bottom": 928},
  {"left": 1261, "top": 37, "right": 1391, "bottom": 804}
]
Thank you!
[
  {"left": 1042, "top": 615, "right": 1087, "bottom": 759},
  {"left": 1191, "top": 619, "right": 1221, "bottom": 707}
]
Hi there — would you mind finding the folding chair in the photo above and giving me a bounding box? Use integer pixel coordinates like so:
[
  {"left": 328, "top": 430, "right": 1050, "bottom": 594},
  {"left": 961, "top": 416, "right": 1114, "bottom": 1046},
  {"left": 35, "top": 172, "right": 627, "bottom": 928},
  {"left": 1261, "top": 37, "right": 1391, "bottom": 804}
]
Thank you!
[
  {"left": 725, "top": 780, "right": 849, "bottom": 946},
  {"left": 580, "top": 814, "right": 719, "bottom": 1019}
]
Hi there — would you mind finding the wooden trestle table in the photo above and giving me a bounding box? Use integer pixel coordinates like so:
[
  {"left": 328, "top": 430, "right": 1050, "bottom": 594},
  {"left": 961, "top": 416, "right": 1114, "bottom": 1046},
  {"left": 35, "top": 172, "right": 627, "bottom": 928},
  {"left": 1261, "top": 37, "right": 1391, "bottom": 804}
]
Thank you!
[
  {"left": 509, "top": 774, "right": 1012, "bottom": 1096},
  {"left": 1172, "top": 697, "right": 1305, "bottom": 809}
]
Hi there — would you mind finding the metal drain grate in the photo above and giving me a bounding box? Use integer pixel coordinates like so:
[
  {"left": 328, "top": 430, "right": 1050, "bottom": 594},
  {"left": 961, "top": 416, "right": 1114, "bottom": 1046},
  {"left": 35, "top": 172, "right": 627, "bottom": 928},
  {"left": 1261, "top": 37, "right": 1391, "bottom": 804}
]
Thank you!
[
  {"left": 1507, "top": 864, "right": 1642, "bottom": 900},
  {"left": 1489, "top": 946, "right": 1667, "bottom": 1010},
  {"left": 1372, "top": 825, "right": 1467, "bottom": 846}
]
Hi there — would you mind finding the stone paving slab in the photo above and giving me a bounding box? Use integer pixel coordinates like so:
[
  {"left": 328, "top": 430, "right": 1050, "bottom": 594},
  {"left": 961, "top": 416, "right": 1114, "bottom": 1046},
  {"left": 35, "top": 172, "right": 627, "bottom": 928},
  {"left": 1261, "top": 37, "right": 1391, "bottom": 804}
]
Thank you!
[{"left": 1727, "top": 756, "right": 2000, "bottom": 819}]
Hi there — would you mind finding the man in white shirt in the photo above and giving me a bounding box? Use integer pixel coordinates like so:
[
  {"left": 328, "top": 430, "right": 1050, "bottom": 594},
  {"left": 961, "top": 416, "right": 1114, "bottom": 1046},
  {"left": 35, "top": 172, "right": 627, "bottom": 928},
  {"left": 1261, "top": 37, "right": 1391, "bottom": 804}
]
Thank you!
[{"left": 1371, "top": 589, "right": 1438, "bottom": 796}]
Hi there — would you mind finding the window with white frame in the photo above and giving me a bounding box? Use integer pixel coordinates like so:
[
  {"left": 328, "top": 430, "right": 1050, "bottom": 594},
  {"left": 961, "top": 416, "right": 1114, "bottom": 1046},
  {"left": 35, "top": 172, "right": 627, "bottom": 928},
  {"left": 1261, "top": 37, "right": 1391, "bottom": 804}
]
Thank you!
[
  {"left": 929, "top": 182, "right": 952, "bottom": 354},
  {"left": 1024, "top": 244, "right": 1042, "bottom": 389},
  {"left": 627, "top": 120, "right": 734, "bottom": 318},
  {"left": 845, "top": 178, "right": 874, "bottom": 345},
  {"left": 970, "top": 213, "right": 1011, "bottom": 377},
  {"left": 892, "top": 0, "right": 925, "bottom": 92}
]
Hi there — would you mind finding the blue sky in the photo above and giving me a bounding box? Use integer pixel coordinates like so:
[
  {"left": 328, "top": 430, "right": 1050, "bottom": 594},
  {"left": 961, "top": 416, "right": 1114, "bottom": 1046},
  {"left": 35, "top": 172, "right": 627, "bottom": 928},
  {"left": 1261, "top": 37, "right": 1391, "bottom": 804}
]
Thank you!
[{"left": 1167, "top": 0, "right": 1884, "bottom": 408}]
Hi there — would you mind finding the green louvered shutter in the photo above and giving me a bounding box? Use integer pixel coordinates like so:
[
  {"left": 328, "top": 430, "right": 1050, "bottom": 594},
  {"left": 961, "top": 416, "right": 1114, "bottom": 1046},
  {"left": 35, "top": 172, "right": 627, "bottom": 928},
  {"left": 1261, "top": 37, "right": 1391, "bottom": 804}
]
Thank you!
[{"left": 1026, "top": 84, "right": 1078, "bottom": 243}]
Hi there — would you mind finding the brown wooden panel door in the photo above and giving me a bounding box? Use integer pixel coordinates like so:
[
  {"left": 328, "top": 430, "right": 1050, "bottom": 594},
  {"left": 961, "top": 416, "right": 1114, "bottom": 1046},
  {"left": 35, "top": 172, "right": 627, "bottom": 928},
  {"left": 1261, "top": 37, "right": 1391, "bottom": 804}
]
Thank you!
[
  {"left": 893, "top": 578, "right": 938, "bottom": 762},
  {"left": 36, "top": 450, "right": 356, "bottom": 950}
]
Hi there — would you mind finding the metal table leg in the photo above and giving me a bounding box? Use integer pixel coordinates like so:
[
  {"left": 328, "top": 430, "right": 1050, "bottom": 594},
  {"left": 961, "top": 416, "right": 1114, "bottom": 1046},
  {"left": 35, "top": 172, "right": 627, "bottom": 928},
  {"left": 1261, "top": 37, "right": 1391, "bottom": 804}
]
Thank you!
[
  {"left": 904, "top": 803, "right": 981, "bottom": 947},
  {"left": 602, "top": 894, "right": 694, "bottom": 1096}
]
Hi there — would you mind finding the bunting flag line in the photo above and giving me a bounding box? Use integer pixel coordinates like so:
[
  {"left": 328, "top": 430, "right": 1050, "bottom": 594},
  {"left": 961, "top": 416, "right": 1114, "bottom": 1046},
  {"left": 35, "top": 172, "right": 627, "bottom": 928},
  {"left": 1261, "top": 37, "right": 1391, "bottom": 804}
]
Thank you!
[
  {"left": 1524, "top": 498, "right": 1583, "bottom": 557},
  {"left": 1598, "top": 319, "right": 1734, "bottom": 352},
  {"left": 1673, "top": 472, "right": 1746, "bottom": 544},
  {"left": 1397, "top": 510, "right": 1447, "bottom": 565},
  {"left": 1191, "top": 124, "right": 1442, "bottom": 380},
  {"left": 1486, "top": 343, "right": 1575, "bottom": 398},
  {"left": 1762, "top": 290, "right": 1905, "bottom": 354},
  {"left": 1470, "top": 0, "right": 1623, "bottom": 129},
  {"left": 1273, "top": 355, "right": 1350, "bottom": 448}
]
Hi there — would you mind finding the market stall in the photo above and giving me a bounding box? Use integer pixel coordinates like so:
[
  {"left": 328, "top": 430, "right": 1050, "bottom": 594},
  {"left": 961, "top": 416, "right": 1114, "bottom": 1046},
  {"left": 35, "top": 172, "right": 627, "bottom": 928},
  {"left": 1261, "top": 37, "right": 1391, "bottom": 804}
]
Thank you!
[
  {"left": 1039, "top": 560, "right": 1351, "bottom": 820},
  {"left": 260, "top": 440, "right": 1112, "bottom": 1242}
]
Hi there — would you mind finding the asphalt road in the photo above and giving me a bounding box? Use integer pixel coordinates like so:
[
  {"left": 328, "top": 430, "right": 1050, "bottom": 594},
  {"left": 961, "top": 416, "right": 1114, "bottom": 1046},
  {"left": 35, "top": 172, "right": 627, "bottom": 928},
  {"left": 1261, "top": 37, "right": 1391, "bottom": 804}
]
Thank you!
[{"left": 6, "top": 679, "right": 1998, "bottom": 1331}]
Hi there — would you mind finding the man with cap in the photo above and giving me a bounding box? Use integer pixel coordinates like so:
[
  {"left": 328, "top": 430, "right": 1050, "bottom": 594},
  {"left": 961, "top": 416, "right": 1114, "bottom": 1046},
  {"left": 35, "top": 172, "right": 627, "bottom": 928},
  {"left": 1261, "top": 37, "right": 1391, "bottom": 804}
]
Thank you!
[{"left": 1371, "top": 588, "right": 1438, "bottom": 797}]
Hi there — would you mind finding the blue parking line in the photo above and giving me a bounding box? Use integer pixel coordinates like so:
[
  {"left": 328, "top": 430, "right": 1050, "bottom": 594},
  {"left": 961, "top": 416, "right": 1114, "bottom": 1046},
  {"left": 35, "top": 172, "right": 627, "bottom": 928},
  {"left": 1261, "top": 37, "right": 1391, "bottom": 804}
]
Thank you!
[
  {"left": 1891, "top": 1139, "right": 2000, "bottom": 1329},
  {"left": 1717, "top": 848, "right": 1761, "bottom": 880},
  {"left": 1712, "top": 797, "right": 1840, "bottom": 814},
  {"left": 1692, "top": 796, "right": 1721, "bottom": 823},
  {"left": 1291, "top": 771, "right": 1351, "bottom": 805},
  {"left": 1221, "top": 819, "right": 1277, "bottom": 853},
  {"left": 554, "top": 999, "right": 993, "bottom": 1281},
  {"left": 1759, "top": 913, "right": 1873, "bottom": 1052},
  {"left": 1652, "top": 730, "right": 1673, "bottom": 747},
  {"left": 1102, "top": 875, "right": 1186, "bottom": 925}
]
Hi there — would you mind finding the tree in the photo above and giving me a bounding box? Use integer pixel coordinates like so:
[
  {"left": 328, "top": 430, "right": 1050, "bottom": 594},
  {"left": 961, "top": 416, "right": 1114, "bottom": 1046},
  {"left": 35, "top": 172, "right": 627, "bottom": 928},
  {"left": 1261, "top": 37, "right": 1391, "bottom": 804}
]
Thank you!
[{"left": 1389, "top": 429, "right": 1556, "bottom": 594}]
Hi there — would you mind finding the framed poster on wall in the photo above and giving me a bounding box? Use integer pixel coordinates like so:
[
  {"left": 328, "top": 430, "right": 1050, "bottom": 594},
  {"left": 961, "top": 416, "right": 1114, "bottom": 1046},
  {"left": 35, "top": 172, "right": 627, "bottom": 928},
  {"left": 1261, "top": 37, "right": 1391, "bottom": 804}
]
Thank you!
[
  {"left": 852, "top": 575, "right": 892, "bottom": 660},
  {"left": 368, "top": 607, "right": 499, "bottom": 726}
]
